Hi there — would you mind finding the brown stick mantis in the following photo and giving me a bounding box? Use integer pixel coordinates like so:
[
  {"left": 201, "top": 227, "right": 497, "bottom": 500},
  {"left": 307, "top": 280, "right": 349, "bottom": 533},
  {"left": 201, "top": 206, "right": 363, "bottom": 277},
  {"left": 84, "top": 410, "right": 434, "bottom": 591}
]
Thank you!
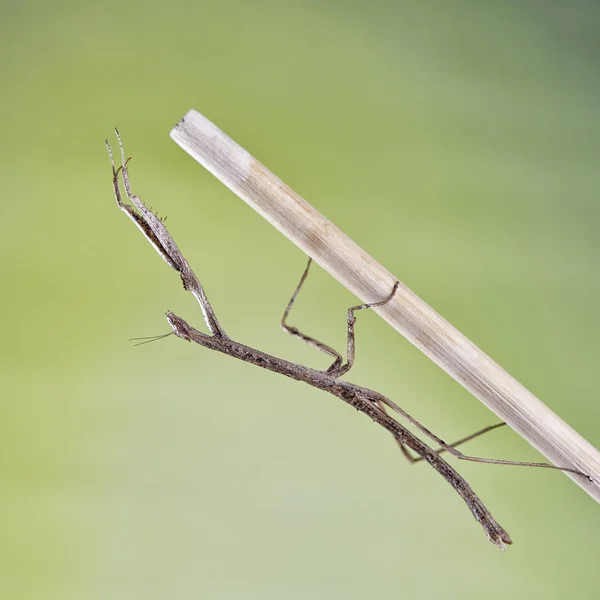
[{"left": 106, "top": 130, "right": 591, "bottom": 550}]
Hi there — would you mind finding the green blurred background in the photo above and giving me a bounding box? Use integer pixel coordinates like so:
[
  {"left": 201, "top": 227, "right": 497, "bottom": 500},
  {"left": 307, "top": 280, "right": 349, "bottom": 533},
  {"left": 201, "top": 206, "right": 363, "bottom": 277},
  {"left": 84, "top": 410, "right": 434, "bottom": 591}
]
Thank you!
[{"left": 2, "top": 0, "right": 600, "bottom": 598}]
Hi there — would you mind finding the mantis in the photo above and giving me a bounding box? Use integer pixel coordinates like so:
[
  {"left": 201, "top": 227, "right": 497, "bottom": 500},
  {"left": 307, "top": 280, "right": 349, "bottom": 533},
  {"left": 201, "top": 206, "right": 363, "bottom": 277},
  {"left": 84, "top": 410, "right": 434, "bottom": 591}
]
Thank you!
[{"left": 107, "top": 130, "right": 590, "bottom": 550}]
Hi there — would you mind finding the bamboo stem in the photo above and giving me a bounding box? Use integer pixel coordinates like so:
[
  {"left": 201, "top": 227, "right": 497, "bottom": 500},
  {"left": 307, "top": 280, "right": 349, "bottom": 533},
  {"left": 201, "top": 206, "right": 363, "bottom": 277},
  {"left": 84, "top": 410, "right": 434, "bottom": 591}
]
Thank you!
[{"left": 170, "top": 108, "right": 600, "bottom": 500}]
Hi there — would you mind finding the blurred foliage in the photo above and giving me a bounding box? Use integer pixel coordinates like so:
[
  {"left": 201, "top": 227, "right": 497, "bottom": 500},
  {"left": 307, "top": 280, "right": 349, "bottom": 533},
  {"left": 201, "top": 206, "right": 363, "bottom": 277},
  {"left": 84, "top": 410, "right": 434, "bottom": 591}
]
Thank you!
[{"left": 1, "top": 0, "right": 600, "bottom": 598}]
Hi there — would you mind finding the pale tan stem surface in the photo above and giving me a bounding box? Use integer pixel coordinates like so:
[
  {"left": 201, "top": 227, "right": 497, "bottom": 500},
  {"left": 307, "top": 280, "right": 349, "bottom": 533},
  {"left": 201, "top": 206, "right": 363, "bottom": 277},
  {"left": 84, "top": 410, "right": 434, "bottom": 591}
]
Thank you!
[{"left": 170, "top": 109, "right": 600, "bottom": 501}]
